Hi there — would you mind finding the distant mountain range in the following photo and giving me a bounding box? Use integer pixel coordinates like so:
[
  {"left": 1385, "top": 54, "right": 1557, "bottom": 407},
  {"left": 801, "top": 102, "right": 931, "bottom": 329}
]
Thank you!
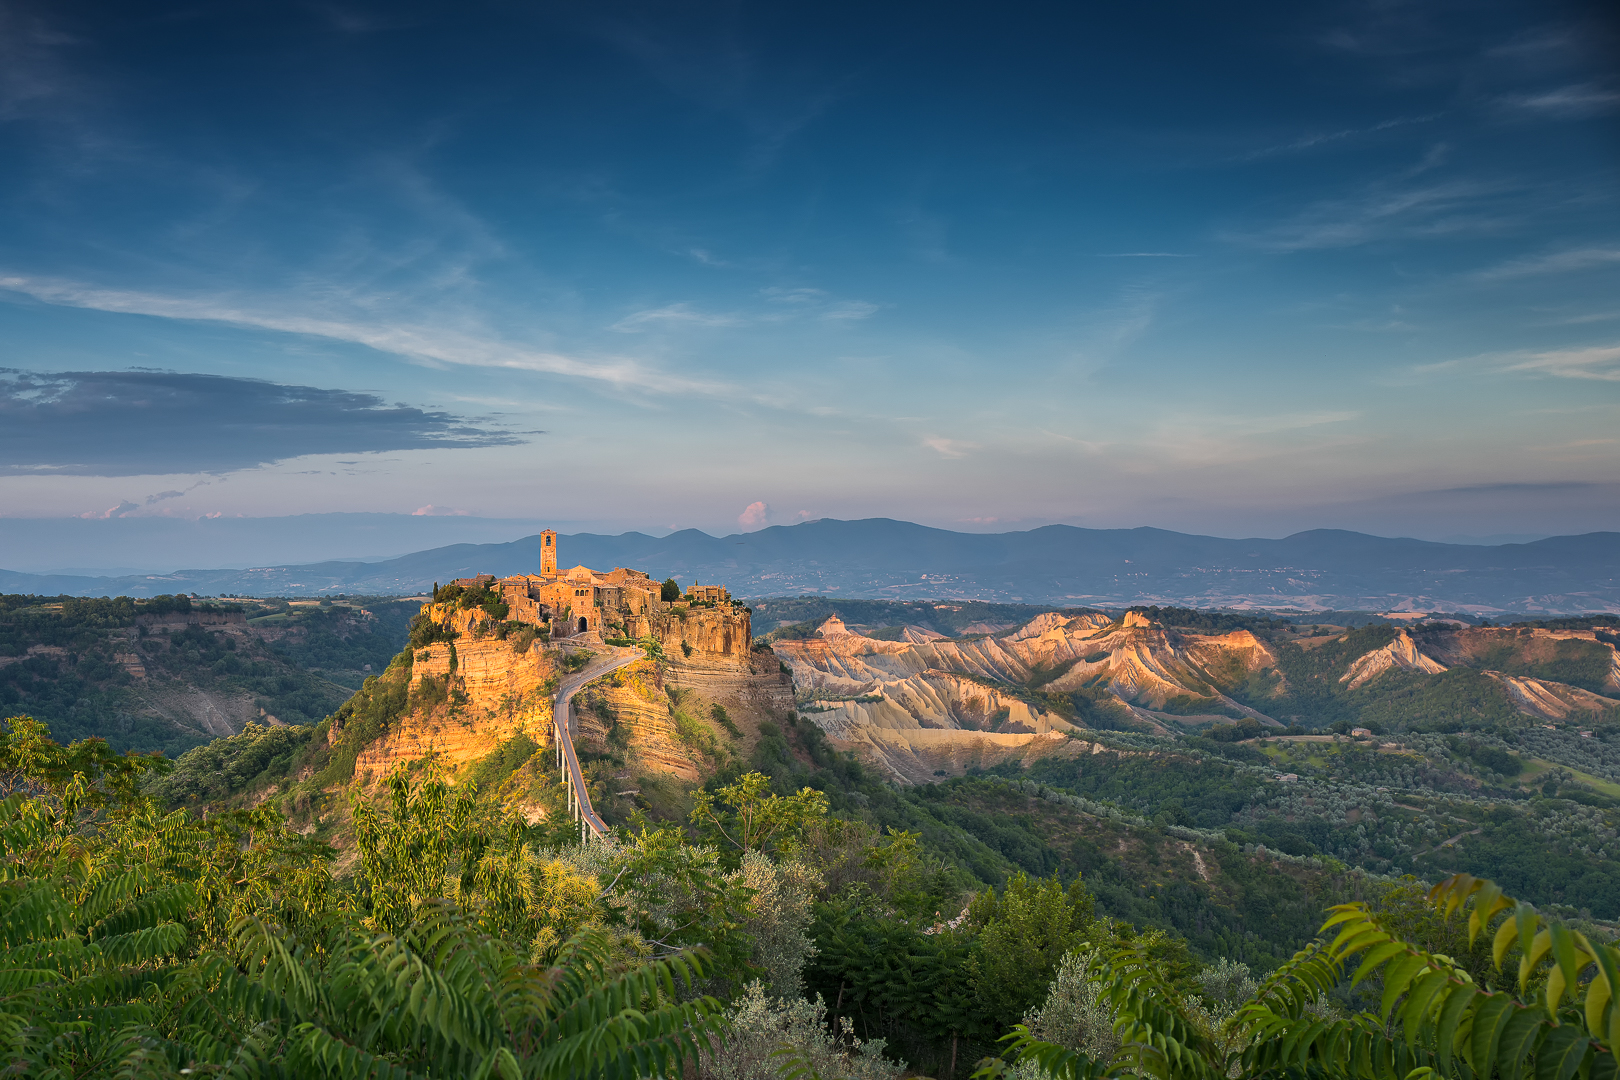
[{"left": 2, "top": 519, "right": 1617, "bottom": 613}]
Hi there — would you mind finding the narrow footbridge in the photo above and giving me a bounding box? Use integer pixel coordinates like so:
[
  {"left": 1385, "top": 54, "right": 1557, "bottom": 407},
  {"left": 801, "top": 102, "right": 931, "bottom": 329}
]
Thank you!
[{"left": 551, "top": 644, "right": 643, "bottom": 842}]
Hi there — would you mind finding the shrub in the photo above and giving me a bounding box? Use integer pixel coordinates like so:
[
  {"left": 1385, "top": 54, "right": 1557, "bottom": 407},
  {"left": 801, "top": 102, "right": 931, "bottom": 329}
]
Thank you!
[
  {"left": 711, "top": 703, "right": 742, "bottom": 738},
  {"left": 1014, "top": 949, "right": 1120, "bottom": 1071},
  {"left": 408, "top": 612, "right": 458, "bottom": 648},
  {"left": 698, "top": 982, "right": 903, "bottom": 1080}
]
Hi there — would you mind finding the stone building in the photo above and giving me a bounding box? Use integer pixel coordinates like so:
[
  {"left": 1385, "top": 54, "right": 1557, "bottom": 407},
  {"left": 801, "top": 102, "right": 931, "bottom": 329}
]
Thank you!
[
  {"left": 685, "top": 585, "right": 730, "bottom": 605},
  {"left": 447, "top": 532, "right": 745, "bottom": 653}
]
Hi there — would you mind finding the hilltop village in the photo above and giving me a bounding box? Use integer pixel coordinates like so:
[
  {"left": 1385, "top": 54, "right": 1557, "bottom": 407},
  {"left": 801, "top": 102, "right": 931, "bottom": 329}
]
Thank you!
[
  {"left": 441, "top": 528, "right": 748, "bottom": 661},
  {"left": 362, "top": 529, "right": 781, "bottom": 784}
]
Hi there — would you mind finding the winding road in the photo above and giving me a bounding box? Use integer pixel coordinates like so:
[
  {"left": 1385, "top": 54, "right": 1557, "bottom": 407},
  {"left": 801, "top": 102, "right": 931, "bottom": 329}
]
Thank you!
[{"left": 551, "top": 644, "right": 644, "bottom": 840}]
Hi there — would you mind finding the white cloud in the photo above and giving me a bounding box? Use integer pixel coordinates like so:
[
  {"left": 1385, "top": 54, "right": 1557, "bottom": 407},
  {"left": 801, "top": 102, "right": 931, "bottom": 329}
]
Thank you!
[
  {"left": 687, "top": 247, "right": 729, "bottom": 267},
  {"left": 1475, "top": 248, "right": 1620, "bottom": 281},
  {"left": 610, "top": 290, "right": 879, "bottom": 329},
  {"left": 80, "top": 500, "right": 138, "bottom": 519},
  {"left": 610, "top": 302, "right": 744, "bottom": 332},
  {"left": 1508, "top": 344, "right": 1620, "bottom": 381},
  {"left": 1224, "top": 178, "right": 1510, "bottom": 253},
  {"left": 1504, "top": 83, "right": 1620, "bottom": 115},
  {"left": 412, "top": 504, "right": 472, "bottom": 516},
  {"left": 822, "top": 301, "right": 878, "bottom": 321},
  {"left": 761, "top": 286, "right": 826, "bottom": 304},
  {"left": 738, "top": 500, "right": 770, "bottom": 528},
  {"left": 0, "top": 274, "right": 735, "bottom": 398},
  {"left": 1240, "top": 113, "right": 1443, "bottom": 161},
  {"left": 1423, "top": 342, "right": 1620, "bottom": 383},
  {"left": 923, "top": 436, "right": 978, "bottom": 458},
  {"left": 1549, "top": 311, "right": 1620, "bottom": 325}
]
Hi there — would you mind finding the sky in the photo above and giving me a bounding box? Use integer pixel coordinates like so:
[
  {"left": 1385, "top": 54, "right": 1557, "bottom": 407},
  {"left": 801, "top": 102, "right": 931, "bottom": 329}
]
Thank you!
[{"left": 2, "top": 0, "right": 1618, "bottom": 562}]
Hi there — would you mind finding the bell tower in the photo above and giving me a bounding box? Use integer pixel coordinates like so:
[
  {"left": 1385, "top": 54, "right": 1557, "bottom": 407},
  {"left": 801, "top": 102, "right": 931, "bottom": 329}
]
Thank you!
[{"left": 540, "top": 529, "right": 557, "bottom": 576}]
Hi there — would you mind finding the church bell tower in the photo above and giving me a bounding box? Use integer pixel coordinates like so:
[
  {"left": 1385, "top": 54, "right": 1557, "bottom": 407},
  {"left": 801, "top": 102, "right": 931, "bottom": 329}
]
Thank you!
[{"left": 540, "top": 529, "right": 557, "bottom": 576}]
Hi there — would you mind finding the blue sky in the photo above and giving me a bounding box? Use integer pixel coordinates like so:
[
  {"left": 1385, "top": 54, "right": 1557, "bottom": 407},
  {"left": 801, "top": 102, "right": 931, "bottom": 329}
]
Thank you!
[{"left": 1, "top": 0, "right": 1617, "bottom": 550}]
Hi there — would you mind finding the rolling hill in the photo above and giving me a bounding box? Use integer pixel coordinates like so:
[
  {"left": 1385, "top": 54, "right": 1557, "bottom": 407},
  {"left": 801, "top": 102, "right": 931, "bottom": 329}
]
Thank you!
[{"left": 3, "top": 518, "right": 1617, "bottom": 612}]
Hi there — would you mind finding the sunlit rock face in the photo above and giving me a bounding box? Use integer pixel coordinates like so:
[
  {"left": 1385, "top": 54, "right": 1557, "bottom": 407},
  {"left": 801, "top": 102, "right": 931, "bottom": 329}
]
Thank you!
[
  {"left": 771, "top": 610, "right": 1285, "bottom": 779},
  {"left": 1339, "top": 630, "right": 1448, "bottom": 690},
  {"left": 774, "top": 615, "right": 1620, "bottom": 779}
]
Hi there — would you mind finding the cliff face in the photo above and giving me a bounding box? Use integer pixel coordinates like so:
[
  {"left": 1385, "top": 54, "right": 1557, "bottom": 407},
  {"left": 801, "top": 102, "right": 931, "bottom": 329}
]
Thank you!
[
  {"left": 1428, "top": 626, "right": 1620, "bottom": 697},
  {"left": 775, "top": 614, "right": 1620, "bottom": 778},
  {"left": 346, "top": 633, "right": 554, "bottom": 780},
  {"left": 1339, "top": 630, "right": 1448, "bottom": 690},
  {"left": 774, "top": 613, "right": 1274, "bottom": 723},
  {"left": 573, "top": 659, "right": 701, "bottom": 781},
  {"left": 339, "top": 595, "right": 789, "bottom": 823},
  {"left": 631, "top": 605, "right": 754, "bottom": 672}
]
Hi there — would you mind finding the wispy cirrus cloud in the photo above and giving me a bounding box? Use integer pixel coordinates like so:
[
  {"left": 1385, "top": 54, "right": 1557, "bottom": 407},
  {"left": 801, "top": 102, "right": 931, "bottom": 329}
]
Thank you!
[
  {"left": 610, "top": 302, "right": 744, "bottom": 331},
  {"left": 611, "top": 290, "right": 879, "bottom": 330},
  {"left": 1224, "top": 177, "right": 1513, "bottom": 252},
  {"left": 762, "top": 286, "right": 825, "bottom": 304},
  {"left": 1418, "top": 342, "right": 1620, "bottom": 382},
  {"left": 1240, "top": 113, "right": 1442, "bottom": 161},
  {"left": 822, "top": 300, "right": 878, "bottom": 321},
  {"left": 0, "top": 274, "right": 735, "bottom": 398},
  {"left": 1503, "top": 83, "right": 1620, "bottom": 115},
  {"left": 1475, "top": 247, "right": 1620, "bottom": 281},
  {"left": 1507, "top": 344, "right": 1620, "bottom": 381}
]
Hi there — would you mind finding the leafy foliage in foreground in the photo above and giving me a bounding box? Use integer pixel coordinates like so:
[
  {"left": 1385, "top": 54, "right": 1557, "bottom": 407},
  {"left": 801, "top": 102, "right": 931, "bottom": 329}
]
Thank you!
[
  {"left": 0, "top": 715, "right": 725, "bottom": 1079},
  {"left": 981, "top": 872, "right": 1619, "bottom": 1080}
]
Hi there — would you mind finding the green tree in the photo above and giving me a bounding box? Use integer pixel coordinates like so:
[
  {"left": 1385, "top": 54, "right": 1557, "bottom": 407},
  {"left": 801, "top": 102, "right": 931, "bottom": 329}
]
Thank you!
[
  {"left": 350, "top": 761, "right": 482, "bottom": 934},
  {"left": 964, "top": 873, "right": 1097, "bottom": 1032},
  {"left": 662, "top": 578, "right": 682, "bottom": 602},
  {"left": 691, "top": 771, "right": 830, "bottom": 858}
]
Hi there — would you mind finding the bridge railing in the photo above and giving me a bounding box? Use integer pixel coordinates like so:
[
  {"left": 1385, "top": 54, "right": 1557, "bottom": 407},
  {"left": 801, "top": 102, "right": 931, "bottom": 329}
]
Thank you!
[{"left": 551, "top": 645, "right": 626, "bottom": 843}]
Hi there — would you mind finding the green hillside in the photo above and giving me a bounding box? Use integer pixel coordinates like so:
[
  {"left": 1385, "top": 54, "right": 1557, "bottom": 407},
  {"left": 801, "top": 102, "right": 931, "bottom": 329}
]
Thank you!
[{"left": 0, "top": 592, "right": 417, "bottom": 755}]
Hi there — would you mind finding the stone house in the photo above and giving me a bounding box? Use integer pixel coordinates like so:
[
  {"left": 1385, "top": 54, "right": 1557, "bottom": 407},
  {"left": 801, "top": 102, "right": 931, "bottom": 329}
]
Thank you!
[{"left": 685, "top": 585, "right": 730, "bottom": 605}]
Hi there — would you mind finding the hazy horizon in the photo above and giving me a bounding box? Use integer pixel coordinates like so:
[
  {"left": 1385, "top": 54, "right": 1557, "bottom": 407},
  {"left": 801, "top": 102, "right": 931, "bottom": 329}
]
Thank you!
[{"left": 0, "top": 511, "right": 1595, "bottom": 578}]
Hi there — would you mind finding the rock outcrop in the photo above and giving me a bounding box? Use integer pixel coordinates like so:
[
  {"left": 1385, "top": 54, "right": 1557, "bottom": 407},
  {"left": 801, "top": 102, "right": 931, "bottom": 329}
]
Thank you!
[
  {"left": 345, "top": 587, "right": 790, "bottom": 799},
  {"left": 775, "top": 611, "right": 1273, "bottom": 721},
  {"left": 1339, "top": 630, "right": 1448, "bottom": 690},
  {"left": 773, "top": 611, "right": 1285, "bottom": 779},
  {"left": 1484, "top": 672, "right": 1617, "bottom": 721},
  {"left": 352, "top": 636, "right": 558, "bottom": 780}
]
